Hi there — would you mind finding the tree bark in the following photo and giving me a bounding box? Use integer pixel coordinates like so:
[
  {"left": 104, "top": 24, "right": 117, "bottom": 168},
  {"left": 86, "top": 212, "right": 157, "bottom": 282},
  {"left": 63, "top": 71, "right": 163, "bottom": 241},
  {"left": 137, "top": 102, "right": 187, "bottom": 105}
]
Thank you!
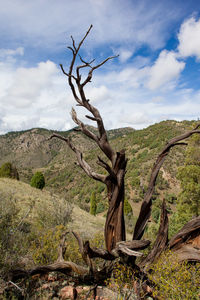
[
  {"left": 133, "top": 125, "right": 200, "bottom": 241},
  {"left": 141, "top": 200, "right": 168, "bottom": 269},
  {"left": 51, "top": 26, "right": 126, "bottom": 252},
  {"left": 104, "top": 150, "right": 127, "bottom": 251}
]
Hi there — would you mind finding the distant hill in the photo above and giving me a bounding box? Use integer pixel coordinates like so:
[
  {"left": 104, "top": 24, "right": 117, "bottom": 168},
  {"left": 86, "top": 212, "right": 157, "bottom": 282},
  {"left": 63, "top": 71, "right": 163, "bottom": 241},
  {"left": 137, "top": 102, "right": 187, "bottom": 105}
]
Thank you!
[
  {"left": 0, "top": 120, "right": 197, "bottom": 216},
  {"left": 0, "top": 126, "right": 133, "bottom": 173}
]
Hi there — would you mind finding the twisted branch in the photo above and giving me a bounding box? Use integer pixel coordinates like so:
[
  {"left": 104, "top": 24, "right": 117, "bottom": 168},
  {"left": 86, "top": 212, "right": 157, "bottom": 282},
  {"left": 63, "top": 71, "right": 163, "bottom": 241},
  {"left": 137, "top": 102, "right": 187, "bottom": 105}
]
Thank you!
[
  {"left": 49, "top": 133, "right": 105, "bottom": 183},
  {"left": 133, "top": 125, "right": 200, "bottom": 240}
]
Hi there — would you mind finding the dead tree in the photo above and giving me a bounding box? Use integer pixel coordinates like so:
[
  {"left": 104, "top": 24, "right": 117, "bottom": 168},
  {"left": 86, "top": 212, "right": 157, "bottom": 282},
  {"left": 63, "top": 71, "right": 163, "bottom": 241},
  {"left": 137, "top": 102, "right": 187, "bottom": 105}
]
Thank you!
[
  {"left": 11, "top": 26, "right": 200, "bottom": 293},
  {"left": 50, "top": 25, "right": 127, "bottom": 252}
]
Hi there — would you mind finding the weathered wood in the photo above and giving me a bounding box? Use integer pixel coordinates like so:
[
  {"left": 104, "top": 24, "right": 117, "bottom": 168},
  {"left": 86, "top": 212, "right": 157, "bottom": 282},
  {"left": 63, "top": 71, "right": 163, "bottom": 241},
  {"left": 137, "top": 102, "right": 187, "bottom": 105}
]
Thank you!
[
  {"left": 116, "top": 239, "right": 150, "bottom": 250},
  {"left": 17, "top": 26, "right": 200, "bottom": 292},
  {"left": 141, "top": 200, "right": 168, "bottom": 269},
  {"left": 49, "top": 133, "right": 106, "bottom": 183},
  {"left": 173, "top": 244, "right": 200, "bottom": 262},
  {"left": 11, "top": 261, "right": 88, "bottom": 281},
  {"left": 54, "top": 26, "right": 127, "bottom": 252},
  {"left": 104, "top": 150, "right": 127, "bottom": 251},
  {"left": 133, "top": 126, "right": 200, "bottom": 241},
  {"left": 82, "top": 238, "right": 150, "bottom": 260},
  {"left": 169, "top": 216, "right": 200, "bottom": 250}
]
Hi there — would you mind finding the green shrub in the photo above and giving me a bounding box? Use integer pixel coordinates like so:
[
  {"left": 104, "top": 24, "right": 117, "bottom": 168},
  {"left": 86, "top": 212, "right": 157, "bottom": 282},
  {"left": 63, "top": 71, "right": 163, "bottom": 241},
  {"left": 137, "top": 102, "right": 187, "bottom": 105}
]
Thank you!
[
  {"left": 31, "top": 225, "right": 66, "bottom": 265},
  {"left": 0, "top": 194, "right": 32, "bottom": 276},
  {"left": 124, "top": 198, "right": 132, "bottom": 216},
  {"left": 97, "top": 184, "right": 105, "bottom": 193},
  {"left": 96, "top": 202, "right": 105, "bottom": 214},
  {"left": 106, "top": 262, "right": 136, "bottom": 299},
  {"left": 0, "top": 162, "right": 19, "bottom": 180},
  {"left": 31, "top": 228, "right": 105, "bottom": 267},
  {"left": 0, "top": 186, "right": 72, "bottom": 278},
  {"left": 90, "top": 191, "right": 97, "bottom": 215},
  {"left": 152, "top": 206, "right": 160, "bottom": 223},
  {"left": 131, "top": 177, "right": 140, "bottom": 188},
  {"left": 133, "top": 197, "right": 141, "bottom": 203},
  {"left": 148, "top": 251, "right": 200, "bottom": 299},
  {"left": 165, "top": 193, "right": 177, "bottom": 204},
  {"left": 30, "top": 172, "right": 45, "bottom": 190},
  {"left": 137, "top": 149, "right": 148, "bottom": 160}
]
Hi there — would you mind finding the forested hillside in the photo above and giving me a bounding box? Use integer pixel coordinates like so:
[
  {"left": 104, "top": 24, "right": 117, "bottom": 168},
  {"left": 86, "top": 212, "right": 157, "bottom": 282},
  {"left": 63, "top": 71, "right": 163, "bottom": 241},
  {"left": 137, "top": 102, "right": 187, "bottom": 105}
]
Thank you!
[
  {"left": 0, "top": 120, "right": 194, "bottom": 214},
  {"left": 0, "top": 120, "right": 199, "bottom": 299}
]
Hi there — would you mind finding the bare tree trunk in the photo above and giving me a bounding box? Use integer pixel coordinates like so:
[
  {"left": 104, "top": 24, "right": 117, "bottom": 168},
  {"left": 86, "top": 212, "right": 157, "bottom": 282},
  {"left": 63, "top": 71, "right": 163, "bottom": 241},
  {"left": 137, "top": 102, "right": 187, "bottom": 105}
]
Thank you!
[
  {"left": 9, "top": 27, "right": 200, "bottom": 296},
  {"left": 105, "top": 150, "right": 127, "bottom": 251},
  {"left": 50, "top": 26, "right": 128, "bottom": 252}
]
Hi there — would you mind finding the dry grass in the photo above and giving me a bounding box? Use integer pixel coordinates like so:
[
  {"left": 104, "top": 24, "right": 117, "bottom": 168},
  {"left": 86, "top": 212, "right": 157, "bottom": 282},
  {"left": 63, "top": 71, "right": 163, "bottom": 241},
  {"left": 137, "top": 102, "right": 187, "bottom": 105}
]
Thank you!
[
  {"left": 0, "top": 178, "right": 135, "bottom": 240},
  {"left": 0, "top": 178, "right": 105, "bottom": 237}
]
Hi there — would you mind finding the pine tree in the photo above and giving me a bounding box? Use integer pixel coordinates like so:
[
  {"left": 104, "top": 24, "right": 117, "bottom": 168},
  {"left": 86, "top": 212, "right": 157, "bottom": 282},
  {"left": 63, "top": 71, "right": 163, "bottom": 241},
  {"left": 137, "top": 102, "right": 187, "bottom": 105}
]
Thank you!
[
  {"left": 169, "top": 133, "right": 200, "bottom": 237},
  {"left": 124, "top": 198, "right": 132, "bottom": 216},
  {"left": 30, "top": 171, "right": 45, "bottom": 190},
  {"left": 90, "top": 191, "right": 97, "bottom": 216},
  {"left": 0, "top": 162, "right": 19, "bottom": 180}
]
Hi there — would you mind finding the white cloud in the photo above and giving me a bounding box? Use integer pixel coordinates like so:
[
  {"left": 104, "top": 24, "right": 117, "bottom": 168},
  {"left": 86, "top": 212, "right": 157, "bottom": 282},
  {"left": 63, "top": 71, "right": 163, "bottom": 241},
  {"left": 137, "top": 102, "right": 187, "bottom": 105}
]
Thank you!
[
  {"left": 85, "top": 85, "right": 110, "bottom": 104},
  {"left": 178, "top": 16, "right": 200, "bottom": 60},
  {"left": 1, "top": 61, "right": 59, "bottom": 108},
  {"left": 95, "top": 66, "right": 149, "bottom": 90},
  {"left": 151, "top": 96, "right": 164, "bottom": 103},
  {"left": 119, "top": 111, "right": 150, "bottom": 126},
  {"left": 1, "top": 10, "right": 200, "bottom": 134},
  {"left": 148, "top": 50, "right": 185, "bottom": 90},
  {"left": 118, "top": 49, "right": 133, "bottom": 63},
  {"left": 0, "top": 52, "right": 200, "bottom": 134},
  {"left": 0, "top": 50, "right": 76, "bottom": 133},
  {"left": 0, "top": 47, "right": 24, "bottom": 58},
  {"left": 0, "top": 0, "right": 185, "bottom": 52}
]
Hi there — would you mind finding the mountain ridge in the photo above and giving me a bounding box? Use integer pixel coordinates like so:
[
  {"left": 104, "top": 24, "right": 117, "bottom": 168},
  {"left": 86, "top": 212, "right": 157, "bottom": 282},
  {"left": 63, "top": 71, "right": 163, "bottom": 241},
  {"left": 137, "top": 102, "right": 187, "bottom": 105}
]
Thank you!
[{"left": 0, "top": 119, "right": 197, "bottom": 215}]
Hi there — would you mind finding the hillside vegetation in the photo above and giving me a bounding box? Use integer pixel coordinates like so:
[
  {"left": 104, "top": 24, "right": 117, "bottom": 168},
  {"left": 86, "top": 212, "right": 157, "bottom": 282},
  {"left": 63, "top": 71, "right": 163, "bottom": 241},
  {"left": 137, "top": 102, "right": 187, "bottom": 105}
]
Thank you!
[
  {"left": 0, "top": 178, "right": 107, "bottom": 276},
  {"left": 0, "top": 178, "right": 106, "bottom": 237},
  {"left": 0, "top": 120, "right": 197, "bottom": 241},
  {"left": 0, "top": 120, "right": 200, "bottom": 299},
  {"left": 0, "top": 120, "right": 194, "bottom": 215}
]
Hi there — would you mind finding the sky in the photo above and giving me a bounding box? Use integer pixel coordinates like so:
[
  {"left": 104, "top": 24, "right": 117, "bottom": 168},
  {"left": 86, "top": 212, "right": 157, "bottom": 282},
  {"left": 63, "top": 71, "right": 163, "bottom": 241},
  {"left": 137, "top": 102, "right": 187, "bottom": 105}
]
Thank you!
[{"left": 0, "top": 0, "right": 200, "bottom": 134}]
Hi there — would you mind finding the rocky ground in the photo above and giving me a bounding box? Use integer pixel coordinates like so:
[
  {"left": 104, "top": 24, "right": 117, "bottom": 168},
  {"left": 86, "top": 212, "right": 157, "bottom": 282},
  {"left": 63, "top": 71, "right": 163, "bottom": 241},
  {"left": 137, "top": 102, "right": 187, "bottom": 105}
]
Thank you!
[{"left": 0, "top": 272, "right": 122, "bottom": 299}]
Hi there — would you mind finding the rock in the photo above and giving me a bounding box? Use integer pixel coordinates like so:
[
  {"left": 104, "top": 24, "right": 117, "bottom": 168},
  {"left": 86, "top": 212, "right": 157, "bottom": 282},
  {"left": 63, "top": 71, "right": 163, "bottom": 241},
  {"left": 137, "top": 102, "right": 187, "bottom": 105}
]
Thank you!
[
  {"left": 60, "top": 285, "right": 77, "bottom": 299},
  {"left": 48, "top": 272, "right": 57, "bottom": 282},
  {"left": 96, "top": 286, "right": 118, "bottom": 299},
  {"left": 76, "top": 286, "right": 83, "bottom": 294},
  {"left": 41, "top": 283, "right": 50, "bottom": 290},
  {"left": 83, "top": 286, "right": 90, "bottom": 292}
]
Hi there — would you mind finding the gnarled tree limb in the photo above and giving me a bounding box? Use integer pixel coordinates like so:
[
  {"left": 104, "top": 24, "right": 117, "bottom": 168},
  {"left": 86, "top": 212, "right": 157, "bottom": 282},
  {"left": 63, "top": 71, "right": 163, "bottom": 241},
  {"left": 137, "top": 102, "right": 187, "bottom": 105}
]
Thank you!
[
  {"left": 52, "top": 26, "right": 127, "bottom": 251},
  {"left": 133, "top": 125, "right": 200, "bottom": 240},
  {"left": 49, "top": 133, "right": 106, "bottom": 183},
  {"left": 142, "top": 200, "right": 169, "bottom": 270},
  {"left": 169, "top": 216, "right": 200, "bottom": 250}
]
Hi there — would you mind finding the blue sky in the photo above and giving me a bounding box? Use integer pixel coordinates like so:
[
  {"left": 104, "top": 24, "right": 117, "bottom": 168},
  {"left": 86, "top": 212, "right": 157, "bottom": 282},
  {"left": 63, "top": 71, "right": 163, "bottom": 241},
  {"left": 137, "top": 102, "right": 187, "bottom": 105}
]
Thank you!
[{"left": 0, "top": 0, "right": 200, "bottom": 134}]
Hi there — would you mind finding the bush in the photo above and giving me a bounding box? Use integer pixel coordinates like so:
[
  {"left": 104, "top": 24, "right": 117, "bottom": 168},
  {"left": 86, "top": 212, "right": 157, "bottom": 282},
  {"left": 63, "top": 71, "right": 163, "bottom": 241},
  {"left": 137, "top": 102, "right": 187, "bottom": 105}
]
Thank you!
[
  {"left": 0, "top": 162, "right": 19, "bottom": 180},
  {"left": 106, "top": 262, "right": 136, "bottom": 299},
  {"left": 97, "top": 184, "right": 105, "bottom": 193},
  {"left": 31, "top": 225, "right": 66, "bottom": 265},
  {"left": 165, "top": 193, "right": 177, "bottom": 204},
  {"left": 152, "top": 206, "right": 160, "bottom": 223},
  {"left": 90, "top": 191, "right": 97, "bottom": 215},
  {"left": 148, "top": 250, "right": 200, "bottom": 299},
  {"left": 133, "top": 197, "right": 141, "bottom": 203},
  {"left": 131, "top": 177, "right": 140, "bottom": 188},
  {"left": 30, "top": 172, "right": 45, "bottom": 190},
  {"left": 31, "top": 229, "right": 105, "bottom": 267},
  {"left": 96, "top": 202, "right": 105, "bottom": 214},
  {"left": 0, "top": 194, "right": 32, "bottom": 277},
  {"left": 124, "top": 198, "right": 132, "bottom": 216},
  {"left": 0, "top": 187, "right": 72, "bottom": 279}
]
